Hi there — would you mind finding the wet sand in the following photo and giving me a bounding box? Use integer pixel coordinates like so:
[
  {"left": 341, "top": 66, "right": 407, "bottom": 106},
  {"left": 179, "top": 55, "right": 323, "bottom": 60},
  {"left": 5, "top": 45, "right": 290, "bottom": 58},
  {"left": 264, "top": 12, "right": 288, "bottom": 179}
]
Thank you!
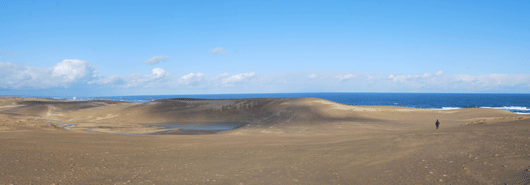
[{"left": 1, "top": 96, "right": 530, "bottom": 184}]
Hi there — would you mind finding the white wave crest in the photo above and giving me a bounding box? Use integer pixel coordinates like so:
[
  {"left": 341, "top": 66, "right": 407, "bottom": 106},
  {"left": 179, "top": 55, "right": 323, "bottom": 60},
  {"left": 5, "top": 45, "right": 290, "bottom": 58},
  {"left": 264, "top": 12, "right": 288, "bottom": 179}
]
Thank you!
[
  {"left": 481, "top": 106, "right": 529, "bottom": 111},
  {"left": 441, "top": 107, "right": 462, "bottom": 110}
]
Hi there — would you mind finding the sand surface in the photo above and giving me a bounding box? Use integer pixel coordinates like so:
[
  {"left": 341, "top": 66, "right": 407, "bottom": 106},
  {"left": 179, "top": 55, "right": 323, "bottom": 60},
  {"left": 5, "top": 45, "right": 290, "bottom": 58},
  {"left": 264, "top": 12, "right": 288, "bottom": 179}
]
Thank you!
[{"left": 1, "top": 96, "right": 530, "bottom": 184}]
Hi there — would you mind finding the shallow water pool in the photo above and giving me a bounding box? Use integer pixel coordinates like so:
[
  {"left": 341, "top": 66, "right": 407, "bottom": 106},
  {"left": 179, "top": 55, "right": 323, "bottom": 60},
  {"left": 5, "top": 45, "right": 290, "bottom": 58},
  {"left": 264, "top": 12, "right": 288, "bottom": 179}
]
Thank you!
[
  {"left": 52, "top": 122, "right": 246, "bottom": 135},
  {"left": 151, "top": 122, "right": 245, "bottom": 131},
  {"left": 52, "top": 123, "right": 76, "bottom": 129}
]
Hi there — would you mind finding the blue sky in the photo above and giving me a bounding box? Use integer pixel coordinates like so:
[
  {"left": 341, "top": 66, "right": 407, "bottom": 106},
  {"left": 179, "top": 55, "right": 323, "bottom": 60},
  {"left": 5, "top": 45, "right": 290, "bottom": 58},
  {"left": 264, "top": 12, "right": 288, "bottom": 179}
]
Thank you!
[{"left": 1, "top": 0, "right": 529, "bottom": 96}]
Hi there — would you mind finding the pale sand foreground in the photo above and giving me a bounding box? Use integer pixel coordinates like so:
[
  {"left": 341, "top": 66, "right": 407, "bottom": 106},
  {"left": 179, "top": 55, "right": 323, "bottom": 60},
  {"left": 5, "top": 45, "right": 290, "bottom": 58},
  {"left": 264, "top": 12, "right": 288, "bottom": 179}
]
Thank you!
[{"left": 1, "top": 96, "right": 529, "bottom": 184}]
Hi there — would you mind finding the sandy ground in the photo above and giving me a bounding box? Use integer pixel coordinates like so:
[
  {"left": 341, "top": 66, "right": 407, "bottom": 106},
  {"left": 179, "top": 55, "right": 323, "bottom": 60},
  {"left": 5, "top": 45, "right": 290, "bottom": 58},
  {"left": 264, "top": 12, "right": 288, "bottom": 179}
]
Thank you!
[{"left": 1, "top": 96, "right": 529, "bottom": 184}]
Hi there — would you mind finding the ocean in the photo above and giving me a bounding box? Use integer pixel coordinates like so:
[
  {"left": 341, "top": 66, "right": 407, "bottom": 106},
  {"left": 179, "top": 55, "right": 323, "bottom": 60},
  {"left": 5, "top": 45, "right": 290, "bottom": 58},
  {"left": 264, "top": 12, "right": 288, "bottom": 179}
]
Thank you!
[{"left": 12, "top": 93, "right": 530, "bottom": 115}]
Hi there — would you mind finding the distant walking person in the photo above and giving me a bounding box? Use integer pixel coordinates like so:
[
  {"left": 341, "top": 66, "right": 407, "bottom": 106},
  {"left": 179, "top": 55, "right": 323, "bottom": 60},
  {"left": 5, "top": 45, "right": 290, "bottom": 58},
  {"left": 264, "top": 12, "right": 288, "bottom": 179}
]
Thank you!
[{"left": 435, "top": 119, "right": 440, "bottom": 129}]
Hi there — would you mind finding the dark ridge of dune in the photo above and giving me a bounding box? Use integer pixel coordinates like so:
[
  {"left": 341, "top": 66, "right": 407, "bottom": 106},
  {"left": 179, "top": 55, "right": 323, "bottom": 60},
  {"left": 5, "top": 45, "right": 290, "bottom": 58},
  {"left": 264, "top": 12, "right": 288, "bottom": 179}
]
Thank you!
[
  {"left": 129, "top": 98, "right": 381, "bottom": 133},
  {"left": 2, "top": 104, "right": 50, "bottom": 117}
]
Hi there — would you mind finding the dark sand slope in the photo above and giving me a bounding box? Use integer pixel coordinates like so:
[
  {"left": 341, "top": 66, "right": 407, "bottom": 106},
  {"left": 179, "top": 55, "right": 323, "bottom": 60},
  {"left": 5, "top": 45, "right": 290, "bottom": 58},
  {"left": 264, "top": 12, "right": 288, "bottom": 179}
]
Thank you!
[{"left": 1, "top": 96, "right": 530, "bottom": 184}]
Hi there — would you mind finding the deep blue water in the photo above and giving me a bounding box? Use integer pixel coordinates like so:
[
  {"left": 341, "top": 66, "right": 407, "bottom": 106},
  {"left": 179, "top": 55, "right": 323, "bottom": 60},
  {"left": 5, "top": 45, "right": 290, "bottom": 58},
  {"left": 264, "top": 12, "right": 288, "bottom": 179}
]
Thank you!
[{"left": 13, "top": 93, "right": 530, "bottom": 114}]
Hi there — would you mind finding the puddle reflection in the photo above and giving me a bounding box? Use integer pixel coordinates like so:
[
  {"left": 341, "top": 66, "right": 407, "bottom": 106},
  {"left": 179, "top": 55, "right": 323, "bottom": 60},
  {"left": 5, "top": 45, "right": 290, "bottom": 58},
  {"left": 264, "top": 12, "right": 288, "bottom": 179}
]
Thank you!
[{"left": 52, "top": 122, "right": 246, "bottom": 135}]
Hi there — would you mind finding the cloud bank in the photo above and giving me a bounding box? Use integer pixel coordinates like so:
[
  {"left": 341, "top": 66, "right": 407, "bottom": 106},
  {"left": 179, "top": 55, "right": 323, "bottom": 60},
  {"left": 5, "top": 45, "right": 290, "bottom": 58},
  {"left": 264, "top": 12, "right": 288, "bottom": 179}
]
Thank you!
[
  {"left": 178, "top": 73, "right": 206, "bottom": 86},
  {"left": 143, "top": 55, "right": 169, "bottom": 65},
  {"left": 88, "top": 70, "right": 257, "bottom": 89},
  {"left": 0, "top": 59, "right": 94, "bottom": 89},
  {"left": 87, "top": 75, "right": 121, "bottom": 85},
  {"left": 123, "top": 68, "right": 172, "bottom": 88},
  {"left": 220, "top": 72, "right": 257, "bottom": 86},
  {"left": 1, "top": 60, "right": 529, "bottom": 93},
  {"left": 337, "top": 74, "right": 355, "bottom": 81}
]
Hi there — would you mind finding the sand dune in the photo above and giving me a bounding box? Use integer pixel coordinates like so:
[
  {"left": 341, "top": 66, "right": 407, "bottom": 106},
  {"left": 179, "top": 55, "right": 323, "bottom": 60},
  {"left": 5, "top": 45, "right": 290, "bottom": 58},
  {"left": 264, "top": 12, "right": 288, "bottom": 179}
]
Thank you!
[
  {"left": 2, "top": 96, "right": 518, "bottom": 134},
  {"left": 1, "top": 96, "right": 529, "bottom": 184}
]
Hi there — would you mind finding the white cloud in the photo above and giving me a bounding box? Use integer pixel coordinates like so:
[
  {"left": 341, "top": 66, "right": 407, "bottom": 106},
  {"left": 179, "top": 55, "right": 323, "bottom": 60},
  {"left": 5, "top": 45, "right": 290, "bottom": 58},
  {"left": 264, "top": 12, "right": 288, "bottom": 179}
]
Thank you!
[
  {"left": 337, "top": 74, "right": 355, "bottom": 81},
  {"left": 453, "top": 74, "right": 475, "bottom": 83},
  {"left": 4, "top": 60, "right": 527, "bottom": 93},
  {"left": 143, "top": 55, "right": 169, "bottom": 65},
  {"left": 87, "top": 75, "right": 121, "bottom": 85},
  {"left": 52, "top": 59, "right": 93, "bottom": 83},
  {"left": 124, "top": 68, "right": 171, "bottom": 87},
  {"left": 89, "top": 70, "right": 259, "bottom": 89},
  {"left": 150, "top": 68, "right": 168, "bottom": 78},
  {"left": 211, "top": 73, "right": 230, "bottom": 81},
  {"left": 379, "top": 71, "right": 530, "bottom": 92},
  {"left": 178, "top": 73, "right": 206, "bottom": 86},
  {"left": 172, "top": 72, "right": 258, "bottom": 87},
  {"left": 220, "top": 72, "right": 258, "bottom": 86},
  {"left": 388, "top": 72, "right": 434, "bottom": 82},
  {"left": 110, "top": 70, "right": 530, "bottom": 92},
  {"left": 421, "top": 73, "right": 432, "bottom": 78},
  {"left": 452, "top": 74, "right": 530, "bottom": 88},
  {"left": 0, "top": 59, "right": 94, "bottom": 89},
  {"left": 210, "top": 47, "right": 226, "bottom": 54}
]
